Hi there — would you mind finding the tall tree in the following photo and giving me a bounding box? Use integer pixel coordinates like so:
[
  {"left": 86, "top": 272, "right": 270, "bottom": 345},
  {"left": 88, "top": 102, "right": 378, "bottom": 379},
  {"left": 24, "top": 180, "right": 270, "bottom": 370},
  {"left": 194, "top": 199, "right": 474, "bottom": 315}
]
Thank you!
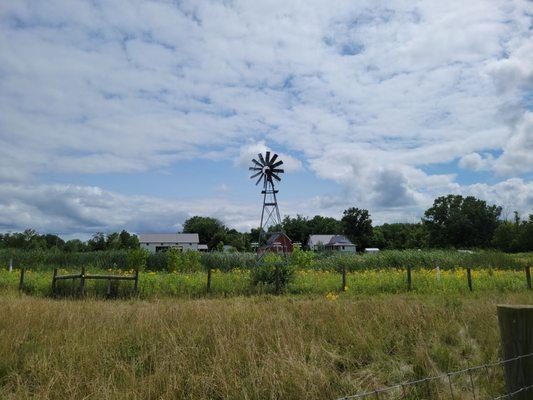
[
  {"left": 341, "top": 207, "right": 373, "bottom": 250},
  {"left": 423, "top": 194, "right": 502, "bottom": 248},
  {"left": 281, "top": 215, "right": 310, "bottom": 245},
  {"left": 183, "top": 216, "right": 226, "bottom": 248}
]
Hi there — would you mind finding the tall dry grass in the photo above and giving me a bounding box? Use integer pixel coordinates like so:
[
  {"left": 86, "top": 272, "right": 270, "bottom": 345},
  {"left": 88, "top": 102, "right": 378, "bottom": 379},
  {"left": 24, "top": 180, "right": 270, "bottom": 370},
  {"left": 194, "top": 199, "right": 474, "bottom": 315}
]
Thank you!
[{"left": 1, "top": 292, "right": 532, "bottom": 399}]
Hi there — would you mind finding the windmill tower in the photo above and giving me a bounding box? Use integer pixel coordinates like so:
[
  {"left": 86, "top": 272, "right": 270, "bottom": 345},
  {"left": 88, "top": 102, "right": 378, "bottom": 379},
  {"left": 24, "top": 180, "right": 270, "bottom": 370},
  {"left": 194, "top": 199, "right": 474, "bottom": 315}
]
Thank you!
[{"left": 249, "top": 151, "right": 285, "bottom": 247}]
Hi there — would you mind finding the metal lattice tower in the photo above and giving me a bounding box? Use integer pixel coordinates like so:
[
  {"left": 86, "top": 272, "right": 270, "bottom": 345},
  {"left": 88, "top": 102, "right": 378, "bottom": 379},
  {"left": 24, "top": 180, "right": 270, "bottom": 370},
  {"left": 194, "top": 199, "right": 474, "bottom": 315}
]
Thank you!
[{"left": 249, "top": 151, "right": 284, "bottom": 245}]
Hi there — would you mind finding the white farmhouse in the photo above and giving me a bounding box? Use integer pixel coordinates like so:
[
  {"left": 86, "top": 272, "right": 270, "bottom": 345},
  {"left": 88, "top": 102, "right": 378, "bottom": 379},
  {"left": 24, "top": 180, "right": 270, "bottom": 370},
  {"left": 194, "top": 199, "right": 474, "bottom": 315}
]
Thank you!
[
  {"left": 138, "top": 233, "right": 200, "bottom": 253},
  {"left": 308, "top": 234, "right": 356, "bottom": 252}
]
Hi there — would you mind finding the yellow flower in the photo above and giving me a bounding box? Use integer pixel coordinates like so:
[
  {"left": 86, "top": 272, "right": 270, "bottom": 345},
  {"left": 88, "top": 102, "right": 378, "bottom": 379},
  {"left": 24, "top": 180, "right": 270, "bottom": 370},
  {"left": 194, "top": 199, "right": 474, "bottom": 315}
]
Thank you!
[{"left": 326, "top": 292, "right": 339, "bottom": 301}]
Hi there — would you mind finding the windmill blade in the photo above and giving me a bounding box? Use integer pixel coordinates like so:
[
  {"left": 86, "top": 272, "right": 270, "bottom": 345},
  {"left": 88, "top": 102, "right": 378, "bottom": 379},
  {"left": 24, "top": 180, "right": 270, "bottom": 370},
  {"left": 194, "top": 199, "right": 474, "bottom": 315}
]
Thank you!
[
  {"left": 258, "top": 153, "right": 266, "bottom": 165},
  {"left": 271, "top": 160, "right": 283, "bottom": 168},
  {"left": 252, "top": 158, "right": 263, "bottom": 167},
  {"left": 265, "top": 151, "right": 271, "bottom": 164},
  {"left": 271, "top": 168, "right": 284, "bottom": 174},
  {"left": 271, "top": 173, "right": 281, "bottom": 181},
  {"left": 249, "top": 166, "right": 262, "bottom": 171},
  {"left": 255, "top": 174, "right": 264, "bottom": 185},
  {"left": 250, "top": 171, "right": 263, "bottom": 179},
  {"left": 269, "top": 153, "right": 278, "bottom": 165}
]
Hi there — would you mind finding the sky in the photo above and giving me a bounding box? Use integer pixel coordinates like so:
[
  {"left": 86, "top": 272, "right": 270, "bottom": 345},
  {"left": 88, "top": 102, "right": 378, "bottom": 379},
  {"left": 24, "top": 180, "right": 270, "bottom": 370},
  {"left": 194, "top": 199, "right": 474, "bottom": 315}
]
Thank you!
[{"left": 0, "top": 0, "right": 532, "bottom": 238}]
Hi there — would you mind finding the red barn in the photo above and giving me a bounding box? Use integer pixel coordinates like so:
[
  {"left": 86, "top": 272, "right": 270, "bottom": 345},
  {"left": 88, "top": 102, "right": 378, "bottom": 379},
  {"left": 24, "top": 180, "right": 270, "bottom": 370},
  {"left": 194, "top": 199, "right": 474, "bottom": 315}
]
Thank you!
[{"left": 259, "top": 232, "right": 293, "bottom": 255}]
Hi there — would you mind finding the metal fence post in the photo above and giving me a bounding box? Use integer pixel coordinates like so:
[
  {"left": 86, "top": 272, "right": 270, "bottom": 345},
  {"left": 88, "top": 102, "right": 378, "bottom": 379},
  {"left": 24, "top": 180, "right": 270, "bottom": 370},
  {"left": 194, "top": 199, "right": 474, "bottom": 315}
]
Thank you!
[
  {"left": 497, "top": 305, "right": 533, "bottom": 399},
  {"left": 467, "top": 267, "right": 473, "bottom": 291},
  {"left": 407, "top": 266, "right": 412, "bottom": 291},
  {"left": 525, "top": 266, "right": 531, "bottom": 290}
]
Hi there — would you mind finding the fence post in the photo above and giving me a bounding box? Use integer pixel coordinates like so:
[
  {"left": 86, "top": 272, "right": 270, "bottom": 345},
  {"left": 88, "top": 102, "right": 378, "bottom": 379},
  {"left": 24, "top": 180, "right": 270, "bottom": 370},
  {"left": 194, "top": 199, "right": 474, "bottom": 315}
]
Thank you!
[
  {"left": 206, "top": 267, "right": 212, "bottom": 293},
  {"left": 52, "top": 268, "right": 58, "bottom": 295},
  {"left": 467, "top": 268, "right": 473, "bottom": 291},
  {"left": 407, "top": 266, "right": 412, "bottom": 291},
  {"left": 9, "top": 258, "right": 13, "bottom": 272},
  {"left": 18, "top": 267, "right": 25, "bottom": 292},
  {"left": 275, "top": 263, "right": 281, "bottom": 295},
  {"left": 525, "top": 266, "right": 531, "bottom": 290},
  {"left": 133, "top": 268, "right": 139, "bottom": 294},
  {"left": 497, "top": 305, "right": 533, "bottom": 399},
  {"left": 341, "top": 264, "right": 347, "bottom": 292},
  {"left": 79, "top": 266, "right": 85, "bottom": 297}
]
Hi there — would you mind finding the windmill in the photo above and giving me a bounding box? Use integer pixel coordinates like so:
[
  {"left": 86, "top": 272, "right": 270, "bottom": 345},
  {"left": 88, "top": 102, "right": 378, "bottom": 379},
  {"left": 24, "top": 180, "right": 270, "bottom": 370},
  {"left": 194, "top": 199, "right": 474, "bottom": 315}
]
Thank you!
[{"left": 249, "top": 151, "right": 286, "bottom": 248}]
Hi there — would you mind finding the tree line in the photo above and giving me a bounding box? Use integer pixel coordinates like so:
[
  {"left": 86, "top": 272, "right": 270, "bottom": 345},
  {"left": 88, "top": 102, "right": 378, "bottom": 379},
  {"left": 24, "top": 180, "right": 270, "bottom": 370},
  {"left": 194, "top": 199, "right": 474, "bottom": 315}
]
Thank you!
[{"left": 1, "top": 194, "right": 532, "bottom": 253}]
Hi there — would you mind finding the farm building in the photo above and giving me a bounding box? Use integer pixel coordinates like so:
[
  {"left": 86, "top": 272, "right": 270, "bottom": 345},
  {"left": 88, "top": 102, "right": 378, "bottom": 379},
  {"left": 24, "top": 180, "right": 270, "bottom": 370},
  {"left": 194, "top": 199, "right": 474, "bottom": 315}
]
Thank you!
[
  {"left": 138, "top": 233, "right": 200, "bottom": 253},
  {"left": 259, "top": 232, "right": 293, "bottom": 255},
  {"left": 308, "top": 234, "right": 356, "bottom": 252}
]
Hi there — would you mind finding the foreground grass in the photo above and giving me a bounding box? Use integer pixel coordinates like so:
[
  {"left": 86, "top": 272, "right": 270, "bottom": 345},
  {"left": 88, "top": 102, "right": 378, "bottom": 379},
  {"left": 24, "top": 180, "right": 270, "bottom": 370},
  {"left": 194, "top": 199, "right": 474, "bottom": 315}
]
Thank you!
[{"left": 1, "top": 292, "right": 532, "bottom": 399}]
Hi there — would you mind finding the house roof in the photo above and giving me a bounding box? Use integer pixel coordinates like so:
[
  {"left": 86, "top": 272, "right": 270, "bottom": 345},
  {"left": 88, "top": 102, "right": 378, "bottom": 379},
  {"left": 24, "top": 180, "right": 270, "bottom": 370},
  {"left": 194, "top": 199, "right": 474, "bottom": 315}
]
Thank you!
[
  {"left": 308, "top": 234, "right": 354, "bottom": 247},
  {"left": 138, "top": 233, "right": 199, "bottom": 243}
]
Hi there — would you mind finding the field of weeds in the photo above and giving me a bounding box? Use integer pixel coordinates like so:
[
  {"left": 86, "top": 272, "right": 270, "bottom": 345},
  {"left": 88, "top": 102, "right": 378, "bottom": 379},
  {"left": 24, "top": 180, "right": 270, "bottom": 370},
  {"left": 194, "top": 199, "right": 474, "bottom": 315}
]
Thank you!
[
  {"left": 1, "top": 292, "right": 532, "bottom": 399},
  {"left": 1, "top": 267, "right": 531, "bottom": 298}
]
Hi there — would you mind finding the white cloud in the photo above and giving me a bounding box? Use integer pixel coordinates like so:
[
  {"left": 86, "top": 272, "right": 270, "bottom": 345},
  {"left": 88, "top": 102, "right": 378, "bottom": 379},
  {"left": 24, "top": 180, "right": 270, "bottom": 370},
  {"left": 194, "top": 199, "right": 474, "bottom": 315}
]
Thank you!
[
  {"left": 459, "top": 153, "right": 494, "bottom": 171},
  {"left": 0, "top": 0, "right": 532, "bottom": 233}
]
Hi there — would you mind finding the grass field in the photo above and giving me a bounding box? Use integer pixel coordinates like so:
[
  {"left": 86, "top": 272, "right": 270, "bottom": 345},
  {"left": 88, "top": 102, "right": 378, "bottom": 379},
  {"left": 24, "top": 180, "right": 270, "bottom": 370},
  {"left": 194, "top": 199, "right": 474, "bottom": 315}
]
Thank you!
[{"left": 1, "top": 292, "right": 532, "bottom": 399}]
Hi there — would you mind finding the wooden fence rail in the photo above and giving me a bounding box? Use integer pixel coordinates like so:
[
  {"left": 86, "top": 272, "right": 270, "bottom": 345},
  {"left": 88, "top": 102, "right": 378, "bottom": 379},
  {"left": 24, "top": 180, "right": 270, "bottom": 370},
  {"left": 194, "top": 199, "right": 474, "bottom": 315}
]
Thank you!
[{"left": 52, "top": 267, "right": 139, "bottom": 297}]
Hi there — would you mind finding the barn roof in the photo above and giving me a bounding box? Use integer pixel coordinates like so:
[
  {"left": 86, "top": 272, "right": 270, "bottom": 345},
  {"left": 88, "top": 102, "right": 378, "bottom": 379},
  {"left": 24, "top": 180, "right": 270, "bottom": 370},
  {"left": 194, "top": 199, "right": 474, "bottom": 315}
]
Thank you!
[
  {"left": 308, "top": 234, "right": 354, "bottom": 247},
  {"left": 138, "top": 233, "right": 199, "bottom": 243}
]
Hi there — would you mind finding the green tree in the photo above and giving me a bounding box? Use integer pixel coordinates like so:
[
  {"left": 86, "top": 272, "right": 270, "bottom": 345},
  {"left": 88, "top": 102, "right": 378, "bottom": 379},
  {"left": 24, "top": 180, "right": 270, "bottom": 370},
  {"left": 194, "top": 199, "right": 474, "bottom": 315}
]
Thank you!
[
  {"left": 372, "top": 223, "right": 428, "bottom": 249},
  {"left": 183, "top": 216, "right": 226, "bottom": 247},
  {"left": 87, "top": 232, "right": 106, "bottom": 251},
  {"left": 423, "top": 195, "right": 502, "bottom": 248},
  {"left": 281, "top": 215, "right": 310, "bottom": 245},
  {"left": 341, "top": 208, "right": 373, "bottom": 250},
  {"left": 64, "top": 239, "right": 86, "bottom": 252}
]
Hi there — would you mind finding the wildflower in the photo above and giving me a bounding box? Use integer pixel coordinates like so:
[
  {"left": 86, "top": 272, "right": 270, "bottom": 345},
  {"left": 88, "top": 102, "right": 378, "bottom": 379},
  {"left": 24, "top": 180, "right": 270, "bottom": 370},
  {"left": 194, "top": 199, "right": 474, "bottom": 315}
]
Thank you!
[{"left": 326, "top": 292, "right": 339, "bottom": 301}]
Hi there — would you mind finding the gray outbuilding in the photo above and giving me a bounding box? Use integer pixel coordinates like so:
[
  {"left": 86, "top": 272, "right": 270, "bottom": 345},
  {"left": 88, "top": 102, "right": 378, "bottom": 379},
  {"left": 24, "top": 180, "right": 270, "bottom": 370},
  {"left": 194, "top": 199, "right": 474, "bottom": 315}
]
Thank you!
[{"left": 139, "top": 233, "right": 200, "bottom": 253}]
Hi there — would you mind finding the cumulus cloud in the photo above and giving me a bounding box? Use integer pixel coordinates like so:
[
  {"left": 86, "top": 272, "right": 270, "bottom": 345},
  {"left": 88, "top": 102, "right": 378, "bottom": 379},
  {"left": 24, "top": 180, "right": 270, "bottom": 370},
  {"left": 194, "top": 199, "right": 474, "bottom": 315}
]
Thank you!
[
  {"left": 459, "top": 153, "right": 494, "bottom": 171},
  {"left": 0, "top": 0, "right": 532, "bottom": 233},
  {"left": 0, "top": 183, "right": 260, "bottom": 235}
]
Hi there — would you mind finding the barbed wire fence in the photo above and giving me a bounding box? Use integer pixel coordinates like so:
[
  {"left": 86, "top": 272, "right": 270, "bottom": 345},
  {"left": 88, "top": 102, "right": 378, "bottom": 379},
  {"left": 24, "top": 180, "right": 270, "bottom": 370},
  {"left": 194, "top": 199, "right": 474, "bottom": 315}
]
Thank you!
[{"left": 336, "top": 353, "right": 533, "bottom": 400}]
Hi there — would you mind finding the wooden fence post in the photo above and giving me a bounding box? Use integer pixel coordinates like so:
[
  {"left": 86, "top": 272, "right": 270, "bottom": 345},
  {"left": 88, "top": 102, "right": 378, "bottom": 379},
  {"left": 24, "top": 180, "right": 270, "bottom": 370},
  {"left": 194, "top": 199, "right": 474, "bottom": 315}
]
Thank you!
[
  {"left": 525, "top": 266, "right": 531, "bottom": 290},
  {"left": 275, "top": 263, "right": 281, "bottom": 295},
  {"left": 467, "top": 267, "right": 473, "bottom": 291},
  {"left": 407, "top": 266, "right": 412, "bottom": 291},
  {"left": 206, "top": 267, "right": 212, "bottom": 293},
  {"left": 52, "top": 268, "right": 58, "bottom": 295},
  {"left": 133, "top": 268, "right": 139, "bottom": 294},
  {"left": 497, "top": 305, "right": 533, "bottom": 399},
  {"left": 18, "top": 267, "right": 25, "bottom": 292},
  {"left": 341, "top": 264, "right": 347, "bottom": 292},
  {"left": 79, "top": 266, "right": 86, "bottom": 297}
]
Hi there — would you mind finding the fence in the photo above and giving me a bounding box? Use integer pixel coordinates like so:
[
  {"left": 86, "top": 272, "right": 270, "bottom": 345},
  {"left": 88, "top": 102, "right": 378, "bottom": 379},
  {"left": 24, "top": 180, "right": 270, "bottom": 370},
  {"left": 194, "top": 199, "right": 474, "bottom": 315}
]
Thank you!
[{"left": 337, "top": 353, "right": 533, "bottom": 400}]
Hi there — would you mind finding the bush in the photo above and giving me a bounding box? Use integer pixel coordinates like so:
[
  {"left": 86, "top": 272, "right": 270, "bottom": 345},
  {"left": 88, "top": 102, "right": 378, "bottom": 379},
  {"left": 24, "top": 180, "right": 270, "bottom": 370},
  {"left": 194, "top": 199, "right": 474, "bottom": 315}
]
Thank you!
[
  {"left": 166, "top": 249, "right": 202, "bottom": 272},
  {"left": 251, "top": 253, "right": 295, "bottom": 290},
  {"left": 126, "top": 249, "right": 149, "bottom": 271}
]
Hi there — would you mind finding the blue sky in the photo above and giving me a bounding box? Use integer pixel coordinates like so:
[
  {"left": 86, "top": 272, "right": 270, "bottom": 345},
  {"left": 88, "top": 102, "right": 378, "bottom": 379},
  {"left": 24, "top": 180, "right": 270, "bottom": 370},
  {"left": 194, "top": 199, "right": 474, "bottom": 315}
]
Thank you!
[{"left": 0, "top": 1, "right": 532, "bottom": 236}]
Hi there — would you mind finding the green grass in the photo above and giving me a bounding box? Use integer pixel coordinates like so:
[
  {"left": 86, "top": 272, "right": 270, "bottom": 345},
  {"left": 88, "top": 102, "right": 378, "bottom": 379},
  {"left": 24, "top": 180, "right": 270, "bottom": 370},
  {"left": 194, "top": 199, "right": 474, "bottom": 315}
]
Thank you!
[{"left": 2, "top": 267, "right": 530, "bottom": 298}]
